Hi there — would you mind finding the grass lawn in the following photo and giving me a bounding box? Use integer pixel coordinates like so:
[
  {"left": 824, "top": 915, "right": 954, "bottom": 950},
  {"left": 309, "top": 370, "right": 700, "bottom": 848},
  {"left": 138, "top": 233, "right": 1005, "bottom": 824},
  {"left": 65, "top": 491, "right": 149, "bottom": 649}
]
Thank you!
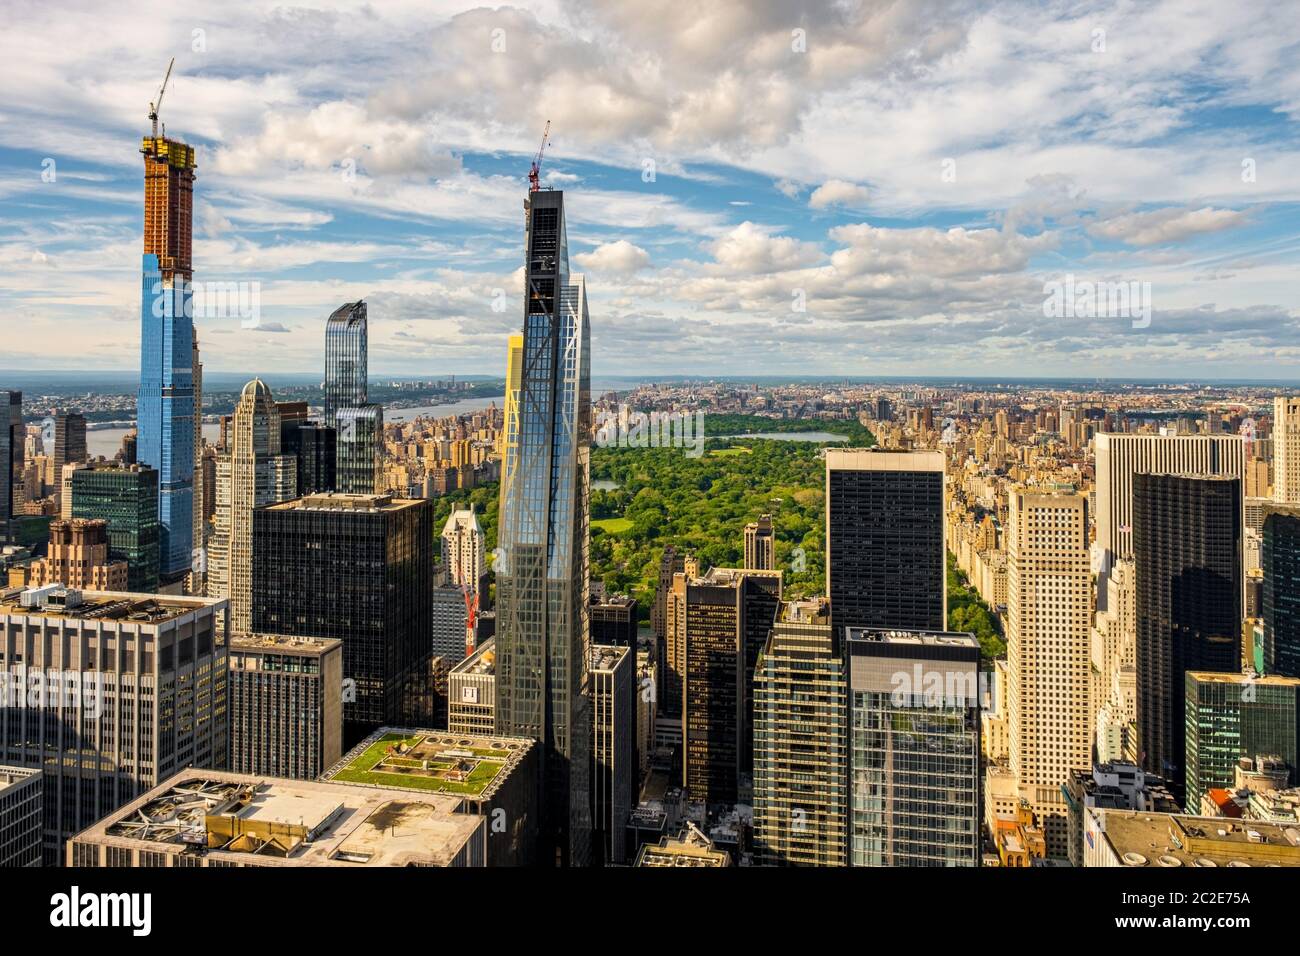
[
  {"left": 329, "top": 732, "right": 510, "bottom": 796},
  {"left": 708, "top": 446, "right": 752, "bottom": 457},
  {"left": 591, "top": 517, "right": 633, "bottom": 534}
]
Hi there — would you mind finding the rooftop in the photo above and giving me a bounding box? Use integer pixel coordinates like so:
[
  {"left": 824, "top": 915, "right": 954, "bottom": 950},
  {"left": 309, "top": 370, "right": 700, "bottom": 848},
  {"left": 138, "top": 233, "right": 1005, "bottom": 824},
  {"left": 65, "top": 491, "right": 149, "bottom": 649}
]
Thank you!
[
  {"left": 450, "top": 639, "right": 496, "bottom": 677},
  {"left": 0, "top": 586, "right": 223, "bottom": 625},
  {"left": 846, "top": 626, "right": 980, "bottom": 650},
  {"left": 323, "top": 727, "right": 532, "bottom": 801},
  {"left": 266, "top": 493, "right": 421, "bottom": 513},
  {"left": 230, "top": 633, "right": 342, "bottom": 655},
  {"left": 1096, "top": 810, "right": 1300, "bottom": 867},
  {"left": 591, "top": 643, "right": 629, "bottom": 672},
  {"left": 77, "top": 772, "right": 479, "bottom": 866},
  {"left": 1186, "top": 670, "right": 1300, "bottom": 688}
]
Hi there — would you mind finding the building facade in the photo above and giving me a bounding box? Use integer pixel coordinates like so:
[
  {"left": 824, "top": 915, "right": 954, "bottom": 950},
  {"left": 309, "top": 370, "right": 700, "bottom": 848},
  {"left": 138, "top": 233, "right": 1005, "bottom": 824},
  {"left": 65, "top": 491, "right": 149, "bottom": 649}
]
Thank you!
[
  {"left": 1263, "top": 503, "right": 1300, "bottom": 678},
  {"left": 590, "top": 644, "right": 635, "bottom": 866},
  {"left": 69, "top": 462, "right": 160, "bottom": 592},
  {"left": 228, "top": 634, "right": 344, "bottom": 780},
  {"left": 493, "top": 189, "right": 593, "bottom": 866},
  {"left": 0, "top": 586, "right": 228, "bottom": 863},
  {"left": 826, "top": 448, "right": 946, "bottom": 635},
  {"left": 847, "top": 627, "right": 981, "bottom": 866}
]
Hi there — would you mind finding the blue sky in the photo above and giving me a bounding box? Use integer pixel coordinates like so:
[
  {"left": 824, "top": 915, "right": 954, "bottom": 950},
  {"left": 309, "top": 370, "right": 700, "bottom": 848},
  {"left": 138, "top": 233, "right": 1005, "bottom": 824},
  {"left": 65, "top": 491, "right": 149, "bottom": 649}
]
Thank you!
[{"left": 1, "top": 0, "right": 1299, "bottom": 380}]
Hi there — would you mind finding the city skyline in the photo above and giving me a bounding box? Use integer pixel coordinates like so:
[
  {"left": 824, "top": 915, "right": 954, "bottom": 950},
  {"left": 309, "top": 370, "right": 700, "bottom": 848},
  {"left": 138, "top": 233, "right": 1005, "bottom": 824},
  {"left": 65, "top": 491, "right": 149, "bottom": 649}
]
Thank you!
[{"left": 1, "top": 1, "right": 1298, "bottom": 380}]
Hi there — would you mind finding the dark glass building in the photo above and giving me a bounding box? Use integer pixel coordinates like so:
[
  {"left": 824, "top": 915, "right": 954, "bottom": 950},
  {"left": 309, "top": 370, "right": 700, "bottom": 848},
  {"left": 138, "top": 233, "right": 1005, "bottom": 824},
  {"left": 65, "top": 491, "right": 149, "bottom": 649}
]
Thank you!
[
  {"left": 1184, "top": 671, "right": 1300, "bottom": 812},
  {"left": 323, "top": 300, "right": 367, "bottom": 427},
  {"left": 281, "top": 421, "right": 337, "bottom": 495},
  {"left": 69, "top": 462, "right": 160, "bottom": 592},
  {"left": 1263, "top": 503, "right": 1300, "bottom": 679},
  {"left": 494, "top": 189, "right": 593, "bottom": 866},
  {"left": 1, "top": 390, "right": 20, "bottom": 528},
  {"left": 251, "top": 492, "right": 434, "bottom": 745},
  {"left": 1133, "top": 473, "right": 1242, "bottom": 797},
  {"left": 826, "top": 448, "right": 946, "bottom": 636}
]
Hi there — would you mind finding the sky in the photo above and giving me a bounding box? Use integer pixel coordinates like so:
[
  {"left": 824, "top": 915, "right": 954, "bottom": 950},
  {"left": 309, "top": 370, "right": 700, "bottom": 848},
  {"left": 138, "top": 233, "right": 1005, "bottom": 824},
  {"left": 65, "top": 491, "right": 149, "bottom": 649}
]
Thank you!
[{"left": 1, "top": 0, "right": 1299, "bottom": 380}]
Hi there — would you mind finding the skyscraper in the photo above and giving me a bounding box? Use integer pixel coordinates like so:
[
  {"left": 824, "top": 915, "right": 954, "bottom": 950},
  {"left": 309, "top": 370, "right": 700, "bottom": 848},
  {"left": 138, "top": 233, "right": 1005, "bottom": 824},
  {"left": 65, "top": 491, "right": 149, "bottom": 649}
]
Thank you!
[
  {"left": 442, "top": 504, "right": 486, "bottom": 591},
  {"left": 0, "top": 586, "right": 228, "bottom": 863},
  {"left": 1273, "top": 396, "right": 1300, "bottom": 504},
  {"left": 191, "top": 327, "right": 204, "bottom": 594},
  {"left": 28, "top": 518, "right": 128, "bottom": 590},
  {"left": 335, "top": 404, "right": 383, "bottom": 495},
  {"left": 251, "top": 492, "right": 434, "bottom": 745},
  {"left": 826, "top": 448, "right": 946, "bottom": 635},
  {"left": 753, "top": 600, "right": 847, "bottom": 867},
  {"left": 590, "top": 643, "right": 635, "bottom": 866},
  {"left": 1184, "top": 671, "right": 1300, "bottom": 813},
  {"left": 1, "top": 390, "right": 20, "bottom": 530},
  {"left": 138, "top": 129, "right": 197, "bottom": 586},
  {"left": 69, "top": 461, "right": 160, "bottom": 592},
  {"left": 323, "top": 300, "right": 368, "bottom": 427},
  {"left": 1263, "top": 503, "right": 1300, "bottom": 678},
  {"left": 499, "top": 331, "right": 524, "bottom": 514},
  {"left": 1006, "top": 488, "right": 1092, "bottom": 858},
  {"left": 847, "top": 627, "right": 981, "bottom": 867},
  {"left": 1093, "top": 433, "right": 1244, "bottom": 565},
  {"left": 210, "top": 380, "right": 298, "bottom": 636},
  {"left": 228, "top": 633, "right": 344, "bottom": 780},
  {"left": 743, "top": 513, "right": 775, "bottom": 570},
  {"left": 48, "top": 410, "right": 86, "bottom": 512},
  {"left": 1133, "top": 473, "right": 1242, "bottom": 799},
  {"left": 494, "top": 189, "right": 593, "bottom": 866}
]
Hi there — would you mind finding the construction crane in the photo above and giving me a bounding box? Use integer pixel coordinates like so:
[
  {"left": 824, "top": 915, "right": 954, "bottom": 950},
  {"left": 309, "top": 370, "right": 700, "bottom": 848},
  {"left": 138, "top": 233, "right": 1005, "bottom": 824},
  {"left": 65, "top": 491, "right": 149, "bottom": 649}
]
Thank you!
[
  {"left": 149, "top": 57, "right": 175, "bottom": 138},
  {"left": 460, "top": 583, "right": 480, "bottom": 657},
  {"left": 527, "top": 119, "right": 551, "bottom": 192}
]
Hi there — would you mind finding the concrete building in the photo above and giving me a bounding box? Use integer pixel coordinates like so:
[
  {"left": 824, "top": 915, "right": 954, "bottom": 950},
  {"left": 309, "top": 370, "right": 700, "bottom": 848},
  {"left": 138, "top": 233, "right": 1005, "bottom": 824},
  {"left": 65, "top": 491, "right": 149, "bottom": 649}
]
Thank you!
[
  {"left": 229, "top": 633, "right": 344, "bottom": 780},
  {"left": 432, "top": 584, "right": 470, "bottom": 663},
  {"left": 1063, "top": 762, "right": 1178, "bottom": 867},
  {"left": 1006, "top": 488, "right": 1093, "bottom": 859},
  {"left": 1274, "top": 396, "right": 1300, "bottom": 505},
  {"left": 0, "top": 585, "right": 228, "bottom": 863},
  {"left": 28, "top": 518, "right": 128, "bottom": 591},
  {"left": 743, "top": 513, "right": 774, "bottom": 570},
  {"left": 590, "top": 644, "right": 635, "bottom": 865},
  {"left": 441, "top": 504, "right": 486, "bottom": 592},
  {"left": 0, "top": 766, "right": 41, "bottom": 867},
  {"left": 753, "top": 599, "right": 847, "bottom": 866},
  {"left": 590, "top": 591, "right": 638, "bottom": 647},
  {"left": 1082, "top": 808, "right": 1300, "bottom": 867},
  {"left": 634, "top": 821, "right": 731, "bottom": 866},
  {"left": 448, "top": 638, "right": 496, "bottom": 735},
  {"left": 68, "top": 770, "right": 486, "bottom": 867},
  {"left": 210, "top": 379, "right": 297, "bottom": 636}
]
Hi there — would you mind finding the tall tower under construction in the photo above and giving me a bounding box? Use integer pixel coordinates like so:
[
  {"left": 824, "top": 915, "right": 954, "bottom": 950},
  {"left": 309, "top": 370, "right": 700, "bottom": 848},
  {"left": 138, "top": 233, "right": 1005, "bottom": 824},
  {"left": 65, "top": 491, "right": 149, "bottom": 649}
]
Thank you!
[
  {"left": 494, "top": 188, "right": 594, "bottom": 866},
  {"left": 137, "top": 66, "right": 197, "bottom": 587}
]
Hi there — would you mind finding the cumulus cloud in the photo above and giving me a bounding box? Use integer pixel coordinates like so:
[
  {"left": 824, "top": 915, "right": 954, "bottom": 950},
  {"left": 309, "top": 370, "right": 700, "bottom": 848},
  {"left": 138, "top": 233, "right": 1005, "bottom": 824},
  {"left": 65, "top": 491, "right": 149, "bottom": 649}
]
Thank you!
[
  {"left": 574, "top": 240, "right": 650, "bottom": 276},
  {"left": 809, "top": 180, "right": 871, "bottom": 209},
  {"left": 1086, "top": 206, "right": 1250, "bottom": 246}
]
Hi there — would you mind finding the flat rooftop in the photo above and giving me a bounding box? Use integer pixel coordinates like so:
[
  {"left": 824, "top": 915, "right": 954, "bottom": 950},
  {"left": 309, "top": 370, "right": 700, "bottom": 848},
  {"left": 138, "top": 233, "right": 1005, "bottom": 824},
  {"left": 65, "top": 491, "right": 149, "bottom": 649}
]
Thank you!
[
  {"left": 591, "top": 644, "right": 629, "bottom": 672},
  {"left": 1186, "top": 670, "right": 1300, "bottom": 688},
  {"left": 0, "top": 587, "right": 222, "bottom": 625},
  {"left": 74, "top": 771, "right": 480, "bottom": 867},
  {"left": 846, "top": 626, "right": 980, "bottom": 649},
  {"left": 230, "top": 632, "right": 342, "bottom": 655},
  {"left": 265, "top": 492, "right": 421, "bottom": 513},
  {"left": 1097, "top": 810, "right": 1300, "bottom": 867},
  {"left": 324, "top": 727, "right": 532, "bottom": 801},
  {"left": 450, "top": 639, "right": 495, "bottom": 677}
]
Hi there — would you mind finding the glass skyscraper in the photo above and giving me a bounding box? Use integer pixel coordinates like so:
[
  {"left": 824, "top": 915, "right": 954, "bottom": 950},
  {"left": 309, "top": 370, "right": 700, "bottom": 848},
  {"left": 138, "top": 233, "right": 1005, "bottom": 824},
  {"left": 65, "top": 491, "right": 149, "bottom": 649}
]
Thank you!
[
  {"left": 1263, "top": 503, "right": 1300, "bottom": 679},
  {"left": 335, "top": 404, "right": 383, "bottom": 494},
  {"left": 69, "top": 461, "right": 160, "bottom": 593},
  {"left": 137, "top": 133, "right": 197, "bottom": 583},
  {"left": 1, "top": 390, "right": 19, "bottom": 527},
  {"left": 494, "top": 189, "right": 593, "bottom": 866},
  {"left": 847, "top": 627, "right": 982, "bottom": 867},
  {"left": 324, "top": 300, "right": 368, "bottom": 427}
]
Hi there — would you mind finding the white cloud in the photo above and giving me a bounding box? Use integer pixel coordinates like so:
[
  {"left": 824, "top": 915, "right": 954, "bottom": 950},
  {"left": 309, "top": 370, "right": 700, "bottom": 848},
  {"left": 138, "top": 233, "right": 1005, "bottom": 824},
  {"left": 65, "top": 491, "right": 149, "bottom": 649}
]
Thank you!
[
  {"left": 1086, "top": 206, "right": 1250, "bottom": 246},
  {"left": 809, "top": 180, "right": 871, "bottom": 210},
  {"left": 574, "top": 240, "right": 650, "bottom": 276}
]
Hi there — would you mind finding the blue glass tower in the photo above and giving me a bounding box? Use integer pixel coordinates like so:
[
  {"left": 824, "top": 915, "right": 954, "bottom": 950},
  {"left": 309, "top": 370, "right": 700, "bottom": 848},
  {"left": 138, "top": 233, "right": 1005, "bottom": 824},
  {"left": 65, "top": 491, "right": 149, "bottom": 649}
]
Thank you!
[{"left": 138, "top": 133, "right": 197, "bottom": 583}]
